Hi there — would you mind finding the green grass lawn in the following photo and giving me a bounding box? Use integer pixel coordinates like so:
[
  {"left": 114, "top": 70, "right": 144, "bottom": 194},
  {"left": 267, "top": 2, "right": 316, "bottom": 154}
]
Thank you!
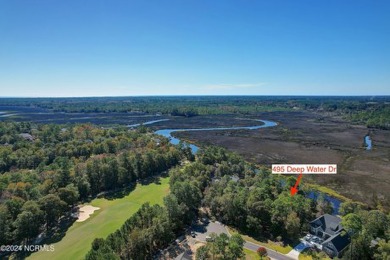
[
  {"left": 29, "top": 177, "right": 170, "bottom": 260},
  {"left": 244, "top": 248, "right": 271, "bottom": 260},
  {"left": 244, "top": 248, "right": 260, "bottom": 259},
  {"left": 227, "top": 227, "right": 293, "bottom": 254},
  {"left": 298, "top": 248, "right": 331, "bottom": 260},
  {"left": 306, "top": 183, "right": 350, "bottom": 202}
]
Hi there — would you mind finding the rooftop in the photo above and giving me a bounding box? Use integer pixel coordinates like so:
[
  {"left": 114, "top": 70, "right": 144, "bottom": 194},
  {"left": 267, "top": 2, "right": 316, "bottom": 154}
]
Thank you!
[{"left": 310, "top": 214, "right": 343, "bottom": 235}]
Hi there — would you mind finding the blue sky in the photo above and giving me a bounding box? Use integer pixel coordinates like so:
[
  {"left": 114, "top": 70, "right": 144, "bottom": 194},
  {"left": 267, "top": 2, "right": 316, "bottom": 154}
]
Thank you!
[{"left": 0, "top": 0, "right": 389, "bottom": 97}]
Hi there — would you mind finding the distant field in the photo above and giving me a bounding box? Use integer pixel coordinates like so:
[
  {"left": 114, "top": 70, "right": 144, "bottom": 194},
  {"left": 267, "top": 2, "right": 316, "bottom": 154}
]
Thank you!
[
  {"left": 175, "top": 111, "right": 390, "bottom": 209},
  {"left": 28, "top": 177, "right": 170, "bottom": 260},
  {"left": 0, "top": 105, "right": 163, "bottom": 125}
]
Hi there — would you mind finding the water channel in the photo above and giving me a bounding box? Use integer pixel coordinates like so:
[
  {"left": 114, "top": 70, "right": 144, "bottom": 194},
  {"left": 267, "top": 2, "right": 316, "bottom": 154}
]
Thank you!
[{"left": 138, "top": 118, "right": 343, "bottom": 214}]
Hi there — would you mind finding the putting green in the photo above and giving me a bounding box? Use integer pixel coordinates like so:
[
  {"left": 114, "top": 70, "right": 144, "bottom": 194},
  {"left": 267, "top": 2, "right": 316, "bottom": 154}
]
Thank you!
[{"left": 28, "top": 177, "right": 170, "bottom": 260}]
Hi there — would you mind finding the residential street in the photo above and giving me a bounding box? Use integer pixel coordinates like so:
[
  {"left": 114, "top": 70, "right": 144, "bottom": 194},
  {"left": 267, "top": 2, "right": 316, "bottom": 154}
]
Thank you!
[{"left": 191, "top": 221, "right": 296, "bottom": 260}]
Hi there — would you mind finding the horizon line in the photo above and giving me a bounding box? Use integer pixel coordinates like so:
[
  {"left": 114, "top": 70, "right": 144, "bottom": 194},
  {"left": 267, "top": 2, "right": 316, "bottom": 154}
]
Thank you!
[{"left": 0, "top": 94, "right": 389, "bottom": 98}]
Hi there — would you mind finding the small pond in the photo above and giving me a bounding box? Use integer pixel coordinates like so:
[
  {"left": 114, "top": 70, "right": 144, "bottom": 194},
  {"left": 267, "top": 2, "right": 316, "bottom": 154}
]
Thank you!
[{"left": 364, "top": 135, "right": 372, "bottom": 150}]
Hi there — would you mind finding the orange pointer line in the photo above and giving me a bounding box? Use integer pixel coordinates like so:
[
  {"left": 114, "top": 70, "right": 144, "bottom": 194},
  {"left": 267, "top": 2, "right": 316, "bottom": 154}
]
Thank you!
[{"left": 290, "top": 171, "right": 303, "bottom": 196}]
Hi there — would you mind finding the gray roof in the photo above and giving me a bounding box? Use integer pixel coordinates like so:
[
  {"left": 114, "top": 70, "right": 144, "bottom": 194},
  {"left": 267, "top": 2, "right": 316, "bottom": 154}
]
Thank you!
[
  {"left": 310, "top": 214, "right": 343, "bottom": 235},
  {"left": 19, "top": 133, "right": 34, "bottom": 141},
  {"left": 323, "top": 232, "right": 350, "bottom": 252},
  {"left": 230, "top": 175, "right": 240, "bottom": 182},
  {"left": 310, "top": 214, "right": 350, "bottom": 254},
  {"left": 175, "top": 251, "right": 192, "bottom": 260},
  {"left": 370, "top": 237, "right": 381, "bottom": 247}
]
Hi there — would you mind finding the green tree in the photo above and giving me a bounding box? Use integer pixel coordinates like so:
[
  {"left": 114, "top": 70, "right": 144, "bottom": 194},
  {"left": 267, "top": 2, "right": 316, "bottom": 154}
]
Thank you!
[
  {"left": 199, "top": 233, "right": 245, "bottom": 260},
  {"left": 364, "top": 210, "right": 388, "bottom": 238},
  {"left": 342, "top": 213, "right": 363, "bottom": 235},
  {"left": 163, "top": 194, "right": 184, "bottom": 232},
  {"left": 286, "top": 211, "right": 301, "bottom": 240},
  {"left": 0, "top": 205, "right": 11, "bottom": 244},
  {"left": 227, "top": 234, "right": 245, "bottom": 259},
  {"left": 56, "top": 158, "right": 72, "bottom": 188},
  {"left": 315, "top": 193, "right": 333, "bottom": 216},
  {"left": 76, "top": 175, "right": 91, "bottom": 199},
  {"left": 339, "top": 201, "right": 361, "bottom": 216},
  {"left": 374, "top": 239, "right": 390, "bottom": 260},
  {"left": 196, "top": 245, "right": 209, "bottom": 260},
  {"left": 39, "top": 194, "right": 67, "bottom": 230},
  {"left": 5, "top": 196, "right": 25, "bottom": 220},
  {"left": 171, "top": 181, "right": 201, "bottom": 222},
  {"left": 214, "top": 233, "right": 229, "bottom": 256},
  {"left": 58, "top": 184, "right": 80, "bottom": 206},
  {"left": 14, "top": 201, "right": 44, "bottom": 242},
  {"left": 342, "top": 213, "right": 363, "bottom": 260}
]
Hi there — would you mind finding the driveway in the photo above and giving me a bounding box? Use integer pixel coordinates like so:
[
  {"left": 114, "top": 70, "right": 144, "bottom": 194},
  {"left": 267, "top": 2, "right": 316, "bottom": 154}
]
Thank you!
[
  {"left": 192, "top": 221, "right": 229, "bottom": 242},
  {"left": 284, "top": 242, "right": 309, "bottom": 259},
  {"left": 191, "top": 221, "right": 295, "bottom": 260}
]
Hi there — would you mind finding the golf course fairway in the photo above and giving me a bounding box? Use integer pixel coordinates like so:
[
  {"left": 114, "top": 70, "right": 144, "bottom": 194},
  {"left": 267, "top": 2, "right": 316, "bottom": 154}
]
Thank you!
[{"left": 28, "top": 177, "right": 170, "bottom": 260}]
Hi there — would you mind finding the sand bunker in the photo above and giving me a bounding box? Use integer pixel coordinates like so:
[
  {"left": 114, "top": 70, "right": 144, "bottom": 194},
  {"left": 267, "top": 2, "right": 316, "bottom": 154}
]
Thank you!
[{"left": 76, "top": 205, "right": 100, "bottom": 222}]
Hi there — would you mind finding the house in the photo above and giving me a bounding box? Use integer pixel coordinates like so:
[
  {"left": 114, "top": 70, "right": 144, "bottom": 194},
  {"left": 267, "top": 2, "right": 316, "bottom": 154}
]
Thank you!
[
  {"left": 230, "top": 175, "right": 240, "bottom": 182},
  {"left": 309, "top": 214, "right": 350, "bottom": 258},
  {"left": 370, "top": 237, "right": 381, "bottom": 248},
  {"left": 174, "top": 251, "right": 192, "bottom": 260},
  {"left": 19, "top": 133, "right": 34, "bottom": 141}
]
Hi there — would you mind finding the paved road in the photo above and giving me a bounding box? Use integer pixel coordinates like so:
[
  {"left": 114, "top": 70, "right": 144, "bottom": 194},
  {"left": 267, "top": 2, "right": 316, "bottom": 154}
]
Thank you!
[
  {"left": 243, "top": 240, "right": 295, "bottom": 260},
  {"left": 192, "top": 221, "right": 295, "bottom": 260}
]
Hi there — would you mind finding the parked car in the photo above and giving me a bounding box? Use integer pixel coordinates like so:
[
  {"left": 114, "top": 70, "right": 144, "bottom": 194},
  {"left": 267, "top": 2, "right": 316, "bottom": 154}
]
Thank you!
[
  {"left": 313, "top": 237, "right": 321, "bottom": 244},
  {"left": 305, "top": 234, "right": 312, "bottom": 240},
  {"left": 175, "top": 235, "right": 185, "bottom": 244}
]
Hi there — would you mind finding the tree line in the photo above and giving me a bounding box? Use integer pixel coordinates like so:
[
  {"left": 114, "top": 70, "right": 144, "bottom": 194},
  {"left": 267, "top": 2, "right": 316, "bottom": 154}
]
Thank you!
[
  {"left": 1, "top": 119, "right": 389, "bottom": 259},
  {"left": 1, "top": 96, "right": 389, "bottom": 128},
  {"left": 0, "top": 122, "right": 189, "bottom": 248},
  {"left": 87, "top": 146, "right": 390, "bottom": 259},
  {"left": 340, "top": 201, "right": 390, "bottom": 259},
  {"left": 85, "top": 147, "right": 247, "bottom": 259}
]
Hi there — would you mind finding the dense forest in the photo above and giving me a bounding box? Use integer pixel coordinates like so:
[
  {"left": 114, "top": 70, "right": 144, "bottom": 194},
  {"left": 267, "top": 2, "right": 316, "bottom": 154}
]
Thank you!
[
  {"left": 85, "top": 147, "right": 249, "bottom": 259},
  {"left": 0, "top": 122, "right": 191, "bottom": 251},
  {"left": 0, "top": 96, "right": 389, "bottom": 259},
  {"left": 1, "top": 96, "right": 389, "bottom": 129},
  {"left": 86, "top": 147, "right": 390, "bottom": 259}
]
